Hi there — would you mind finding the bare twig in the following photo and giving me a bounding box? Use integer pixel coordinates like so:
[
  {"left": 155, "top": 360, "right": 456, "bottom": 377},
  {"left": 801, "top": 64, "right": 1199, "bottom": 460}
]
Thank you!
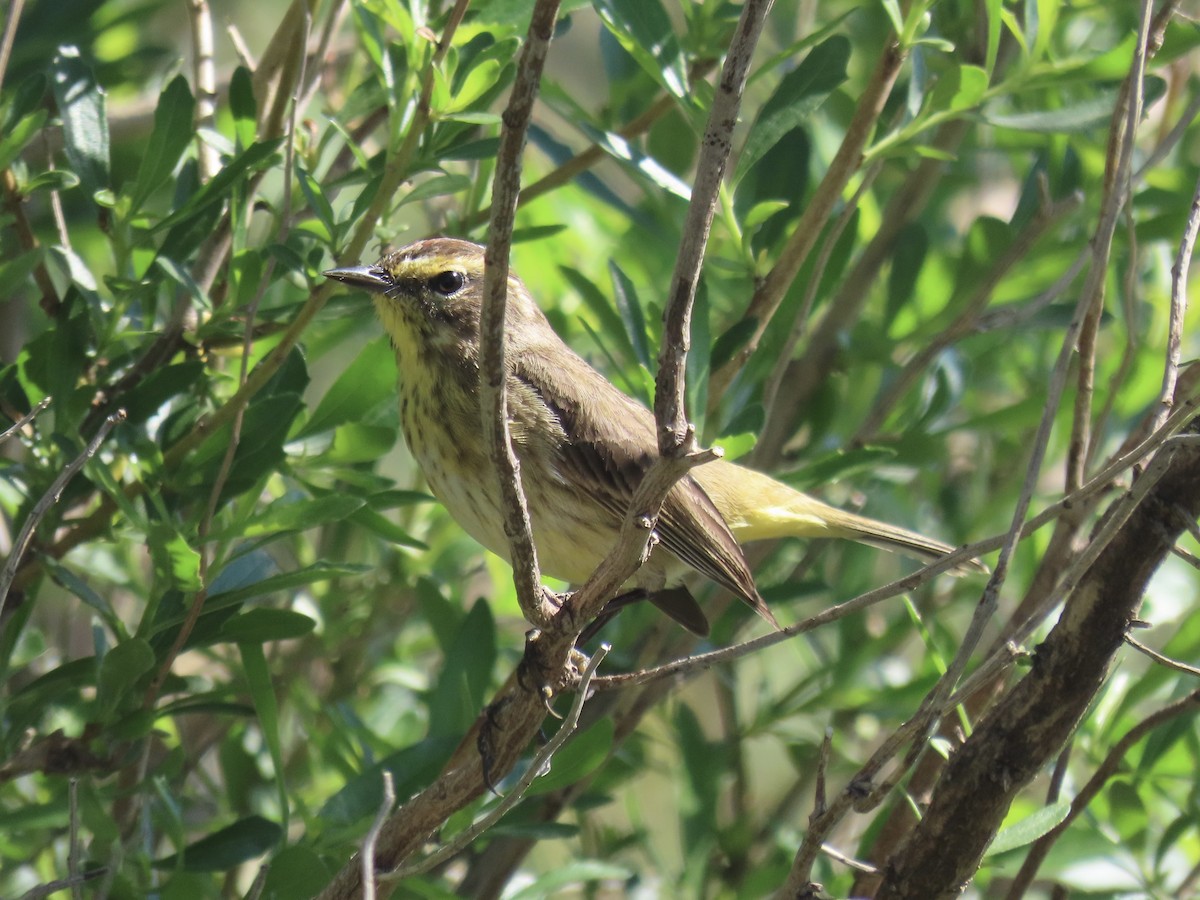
[
  {"left": 655, "top": 0, "right": 773, "bottom": 454},
  {"left": 1152, "top": 169, "right": 1200, "bottom": 431},
  {"left": 0, "top": 397, "right": 52, "bottom": 445},
  {"left": 1124, "top": 634, "right": 1200, "bottom": 678},
  {"left": 0, "top": 410, "right": 125, "bottom": 619},
  {"left": 1067, "top": 0, "right": 1153, "bottom": 490},
  {"left": 0, "top": 0, "right": 24, "bottom": 97},
  {"left": 593, "top": 545, "right": 971, "bottom": 691},
  {"left": 16, "top": 871, "right": 106, "bottom": 900},
  {"left": 480, "top": 0, "right": 562, "bottom": 625},
  {"left": 361, "top": 771, "right": 396, "bottom": 900},
  {"left": 189, "top": 0, "right": 219, "bottom": 180},
  {"left": 69, "top": 778, "right": 82, "bottom": 900}
]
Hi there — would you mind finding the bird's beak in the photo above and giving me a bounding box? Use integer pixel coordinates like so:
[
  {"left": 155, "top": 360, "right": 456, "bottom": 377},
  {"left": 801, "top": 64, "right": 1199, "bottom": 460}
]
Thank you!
[{"left": 323, "top": 265, "right": 389, "bottom": 292}]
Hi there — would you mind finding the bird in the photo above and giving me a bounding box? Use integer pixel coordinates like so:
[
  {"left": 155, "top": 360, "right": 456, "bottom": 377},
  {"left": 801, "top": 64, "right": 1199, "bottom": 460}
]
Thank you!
[{"left": 324, "top": 238, "right": 982, "bottom": 636}]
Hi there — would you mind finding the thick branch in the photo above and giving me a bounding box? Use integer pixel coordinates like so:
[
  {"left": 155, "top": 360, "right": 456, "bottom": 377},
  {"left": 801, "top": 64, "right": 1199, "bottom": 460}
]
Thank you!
[{"left": 876, "top": 429, "right": 1200, "bottom": 899}]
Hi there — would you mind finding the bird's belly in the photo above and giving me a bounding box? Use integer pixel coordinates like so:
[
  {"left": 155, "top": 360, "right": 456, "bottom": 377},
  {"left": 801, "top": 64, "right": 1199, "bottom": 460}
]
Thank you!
[
  {"left": 400, "top": 389, "right": 627, "bottom": 586},
  {"left": 426, "top": 457, "right": 622, "bottom": 585}
]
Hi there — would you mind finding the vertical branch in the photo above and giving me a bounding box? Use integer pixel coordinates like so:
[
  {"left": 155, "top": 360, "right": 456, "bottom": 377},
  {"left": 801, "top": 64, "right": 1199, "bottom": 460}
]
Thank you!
[
  {"left": 1066, "top": 0, "right": 1155, "bottom": 490},
  {"left": 478, "top": 0, "right": 562, "bottom": 625},
  {"left": 1154, "top": 170, "right": 1200, "bottom": 427},
  {"left": 0, "top": 0, "right": 24, "bottom": 96},
  {"left": 188, "top": 0, "right": 219, "bottom": 180},
  {"left": 654, "top": 0, "right": 773, "bottom": 453}
]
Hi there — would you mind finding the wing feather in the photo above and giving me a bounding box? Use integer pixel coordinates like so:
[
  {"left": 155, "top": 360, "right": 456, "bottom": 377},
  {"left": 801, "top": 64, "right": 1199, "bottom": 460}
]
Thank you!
[{"left": 509, "top": 345, "right": 776, "bottom": 627}]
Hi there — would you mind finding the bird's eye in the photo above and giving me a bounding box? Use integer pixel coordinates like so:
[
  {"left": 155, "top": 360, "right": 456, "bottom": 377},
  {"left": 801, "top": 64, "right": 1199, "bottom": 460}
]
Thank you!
[{"left": 429, "top": 270, "right": 465, "bottom": 295}]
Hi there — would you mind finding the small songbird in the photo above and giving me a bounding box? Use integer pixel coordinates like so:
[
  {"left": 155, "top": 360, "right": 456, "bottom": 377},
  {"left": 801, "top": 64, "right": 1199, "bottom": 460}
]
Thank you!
[{"left": 325, "top": 238, "right": 982, "bottom": 635}]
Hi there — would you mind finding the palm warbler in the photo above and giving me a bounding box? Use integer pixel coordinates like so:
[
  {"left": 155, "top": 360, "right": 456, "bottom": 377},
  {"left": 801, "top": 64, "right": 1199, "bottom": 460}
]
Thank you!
[{"left": 325, "top": 238, "right": 981, "bottom": 634}]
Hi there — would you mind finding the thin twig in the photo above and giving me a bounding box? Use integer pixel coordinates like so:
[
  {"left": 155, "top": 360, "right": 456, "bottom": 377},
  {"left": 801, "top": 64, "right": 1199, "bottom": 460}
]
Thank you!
[
  {"left": 68, "top": 778, "right": 82, "bottom": 900},
  {"left": 593, "top": 544, "right": 970, "bottom": 691},
  {"left": 655, "top": 0, "right": 774, "bottom": 454},
  {"left": 0, "top": 410, "right": 125, "bottom": 619},
  {"left": 1152, "top": 169, "right": 1200, "bottom": 431},
  {"left": 16, "top": 871, "right": 106, "bottom": 900},
  {"left": 820, "top": 843, "right": 877, "bottom": 875},
  {"left": 1067, "top": 0, "right": 1152, "bottom": 490},
  {"left": 0, "top": 397, "right": 52, "bottom": 445},
  {"left": 189, "top": 0, "right": 219, "bottom": 180},
  {"left": 479, "top": 0, "right": 562, "bottom": 625},
  {"left": 1124, "top": 634, "right": 1200, "bottom": 678},
  {"left": 361, "top": 771, "right": 396, "bottom": 900},
  {"left": 0, "top": 0, "right": 24, "bottom": 99},
  {"left": 384, "top": 645, "right": 610, "bottom": 880}
]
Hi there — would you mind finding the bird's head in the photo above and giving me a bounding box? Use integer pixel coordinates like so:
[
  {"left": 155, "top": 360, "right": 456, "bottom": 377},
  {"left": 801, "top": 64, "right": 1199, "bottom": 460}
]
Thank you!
[{"left": 324, "top": 238, "right": 546, "bottom": 362}]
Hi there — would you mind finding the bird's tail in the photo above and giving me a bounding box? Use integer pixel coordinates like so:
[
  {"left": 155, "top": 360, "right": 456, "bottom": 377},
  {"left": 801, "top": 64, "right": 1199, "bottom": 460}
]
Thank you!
[{"left": 693, "top": 460, "right": 987, "bottom": 575}]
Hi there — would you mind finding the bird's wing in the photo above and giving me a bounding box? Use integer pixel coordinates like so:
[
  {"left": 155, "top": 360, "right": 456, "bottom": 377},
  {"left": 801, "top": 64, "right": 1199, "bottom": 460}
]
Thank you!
[{"left": 509, "top": 345, "right": 776, "bottom": 627}]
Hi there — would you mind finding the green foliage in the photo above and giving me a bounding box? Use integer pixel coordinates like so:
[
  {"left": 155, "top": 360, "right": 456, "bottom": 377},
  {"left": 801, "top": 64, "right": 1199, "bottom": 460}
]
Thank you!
[{"left": 1, "top": 0, "right": 1198, "bottom": 897}]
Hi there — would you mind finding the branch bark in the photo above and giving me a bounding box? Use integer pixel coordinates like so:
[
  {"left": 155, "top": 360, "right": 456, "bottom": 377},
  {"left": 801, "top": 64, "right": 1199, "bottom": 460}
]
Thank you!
[{"left": 875, "top": 426, "right": 1200, "bottom": 899}]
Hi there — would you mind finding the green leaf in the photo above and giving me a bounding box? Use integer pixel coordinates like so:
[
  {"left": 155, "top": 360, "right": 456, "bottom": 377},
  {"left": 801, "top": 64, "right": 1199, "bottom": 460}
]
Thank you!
[
  {"left": 507, "top": 860, "right": 631, "bottom": 900},
  {"left": 130, "top": 75, "right": 195, "bottom": 214},
  {"left": 318, "top": 739, "right": 459, "bottom": 827},
  {"left": 929, "top": 64, "right": 988, "bottom": 115},
  {"left": 148, "top": 524, "right": 202, "bottom": 594},
  {"left": 347, "top": 506, "right": 428, "bottom": 548},
  {"left": 50, "top": 46, "right": 110, "bottom": 197},
  {"left": 153, "top": 139, "right": 282, "bottom": 232},
  {"left": 185, "top": 392, "right": 305, "bottom": 500},
  {"left": 879, "top": 0, "right": 904, "bottom": 36},
  {"left": 778, "top": 447, "right": 899, "bottom": 490},
  {"left": 233, "top": 495, "right": 367, "bottom": 539},
  {"left": 526, "top": 717, "right": 614, "bottom": 796},
  {"left": 206, "top": 562, "right": 371, "bottom": 608},
  {"left": 258, "top": 845, "right": 332, "bottom": 900},
  {"left": 96, "top": 639, "right": 156, "bottom": 719},
  {"left": 428, "top": 600, "right": 496, "bottom": 737},
  {"left": 594, "top": 0, "right": 690, "bottom": 102},
  {"left": 325, "top": 422, "right": 400, "bottom": 464},
  {"left": 239, "top": 643, "right": 290, "bottom": 836},
  {"left": 985, "top": 801, "right": 1069, "bottom": 856},
  {"left": 0, "top": 109, "right": 49, "bottom": 172},
  {"left": 445, "top": 59, "right": 501, "bottom": 114},
  {"left": 710, "top": 318, "right": 758, "bottom": 371},
  {"left": 300, "top": 336, "right": 396, "bottom": 436},
  {"left": 736, "top": 37, "right": 850, "bottom": 183},
  {"left": 576, "top": 121, "right": 691, "bottom": 199},
  {"left": 608, "top": 260, "right": 651, "bottom": 369},
  {"left": 155, "top": 815, "right": 281, "bottom": 871},
  {"left": 0, "top": 72, "right": 46, "bottom": 137},
  {"left": 397, "top": 173, "right": 473, "bottom": 207},
  {"left": 44, "top": 559, "right": 122, "bottom": 634},
  {"left": 0, "top": 248, "right": 46, "bottom": 298},
  {"left": 221, "top": 609, "right": 317, "bottom": 643},
  {"left": 985, "top": 79, "right": 1166, "bottom": 133},
  {"left": 297, "top": 161, "right": 337, "bottom": 241},
  {"left": 229, "top": 66, "right": 257, "bottom": 148},
  {"left": 886, "top": 224, "right": 929, "bottom": 326}
]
